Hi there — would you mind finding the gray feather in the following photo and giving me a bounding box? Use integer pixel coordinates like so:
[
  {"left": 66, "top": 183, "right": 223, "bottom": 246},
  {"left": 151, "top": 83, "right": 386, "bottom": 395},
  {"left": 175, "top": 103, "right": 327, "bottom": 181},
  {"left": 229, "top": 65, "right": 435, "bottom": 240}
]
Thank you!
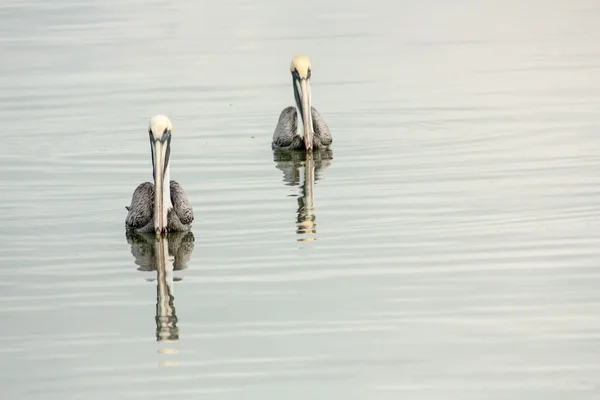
[
  {"left": 125, "top": 182, "right": 154, "bottom": 230},
  {"left": 311, "top": 107, "right": 332, "bottom": 148},
  {"left": 170, "top": 180, "right": 194, "bottom": 226},
  {"left": 272, "top": 106, "right": 302, "bottom": 149},
  {"left": 271, "top": 106, "right": 332, "bottom": 150},
  {"left": 125, "top": 180, "right": 193, "bottom": 233}
]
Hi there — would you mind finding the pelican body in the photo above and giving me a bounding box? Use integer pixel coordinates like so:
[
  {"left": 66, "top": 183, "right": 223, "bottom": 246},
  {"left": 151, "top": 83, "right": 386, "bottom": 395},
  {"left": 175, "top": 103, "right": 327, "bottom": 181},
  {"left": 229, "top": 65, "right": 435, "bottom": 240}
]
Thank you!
[
  {"left": 272, "top": 55, "right": 332, "bottom": 151},
  {"left": 125, "top": 115, "right": 193, "bottom": 233}
]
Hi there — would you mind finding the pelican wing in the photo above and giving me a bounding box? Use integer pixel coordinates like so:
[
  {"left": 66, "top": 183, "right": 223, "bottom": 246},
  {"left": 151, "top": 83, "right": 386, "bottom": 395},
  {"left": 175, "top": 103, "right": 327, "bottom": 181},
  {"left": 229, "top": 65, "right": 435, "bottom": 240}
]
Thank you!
[
  {"left": 170, "top": 180, "right": 194, "bottom": 226},
  {"left": 125, "top": 182, "right": 154, "bottom": 230},
  {"left": 272, "top": 106, "right": 300, "bottom": 149},
  {"left": 311, "top": 107, "right": 332, "bottom": 148}
]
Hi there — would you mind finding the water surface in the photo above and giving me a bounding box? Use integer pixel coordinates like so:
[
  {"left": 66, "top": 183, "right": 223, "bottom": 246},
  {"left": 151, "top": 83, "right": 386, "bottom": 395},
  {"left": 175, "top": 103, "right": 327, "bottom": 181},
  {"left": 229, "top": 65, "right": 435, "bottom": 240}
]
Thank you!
[{"left": 1, "top": 0, "right": 600, "bottom": 398}]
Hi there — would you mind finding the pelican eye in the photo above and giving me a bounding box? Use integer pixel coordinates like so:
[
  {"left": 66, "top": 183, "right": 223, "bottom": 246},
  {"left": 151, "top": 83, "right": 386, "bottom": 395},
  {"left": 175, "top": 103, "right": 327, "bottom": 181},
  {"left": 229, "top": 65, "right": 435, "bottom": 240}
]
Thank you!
[
  {"left": 163, "top": 128, "right": 169, "bottom": 135},
  {"left": 307, "top": 69, "right": 311, "bottom": 79},
  {"left": 292, "top": 70, "right": 300, "bottom": 80}
]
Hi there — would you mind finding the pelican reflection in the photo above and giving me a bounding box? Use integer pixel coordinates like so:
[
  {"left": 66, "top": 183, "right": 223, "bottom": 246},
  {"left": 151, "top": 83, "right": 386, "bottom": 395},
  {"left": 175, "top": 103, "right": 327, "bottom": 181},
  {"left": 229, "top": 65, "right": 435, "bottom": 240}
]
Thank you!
[
  {"left": 125, "top": 230, "right": 195, "bottom": 341},
  {"left": 273, "top": 149, "right": 333, "bottom": 241}
]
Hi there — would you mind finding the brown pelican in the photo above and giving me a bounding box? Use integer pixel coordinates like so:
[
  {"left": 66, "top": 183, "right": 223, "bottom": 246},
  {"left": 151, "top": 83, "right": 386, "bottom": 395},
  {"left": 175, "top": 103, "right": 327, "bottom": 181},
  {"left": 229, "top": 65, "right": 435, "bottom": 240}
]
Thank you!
[
  {"left": 125, "top": 115, "right": 193, "bottom": 233},
  {"left": 273, "top": 149, "right": 333, "bottom": 240},
  {"left": 272, "top": 55, "right": 332, "bottom": 151}
]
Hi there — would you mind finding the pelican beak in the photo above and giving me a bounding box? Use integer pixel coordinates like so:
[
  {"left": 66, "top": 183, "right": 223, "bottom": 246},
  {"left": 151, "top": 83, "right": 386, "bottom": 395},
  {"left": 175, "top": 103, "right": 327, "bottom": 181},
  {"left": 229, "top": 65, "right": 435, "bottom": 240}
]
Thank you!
[
  {"left": 294, "top": 76, "right": 313, "bottom": 151},
  {"left": 151, "top": 131, "right": 171, "bottom": 234}
]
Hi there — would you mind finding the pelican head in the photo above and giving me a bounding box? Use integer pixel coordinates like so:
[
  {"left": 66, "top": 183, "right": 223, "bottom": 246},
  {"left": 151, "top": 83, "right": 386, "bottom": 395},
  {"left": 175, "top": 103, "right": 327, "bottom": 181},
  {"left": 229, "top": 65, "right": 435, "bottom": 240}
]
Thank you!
[
  {"left": 290, "top": 55, "right": 313, "bottom": 151},
  {"left": 148, "top": 115, "right": 173, "bottom": 234}
]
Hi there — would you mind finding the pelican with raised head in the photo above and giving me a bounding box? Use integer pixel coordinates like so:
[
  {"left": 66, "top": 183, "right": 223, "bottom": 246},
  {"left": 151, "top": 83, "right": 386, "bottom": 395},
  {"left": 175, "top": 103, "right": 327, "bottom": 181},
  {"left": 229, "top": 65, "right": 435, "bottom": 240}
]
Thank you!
[
  {"left": 125, "top": 115, "right": 193, "bottom": 234},
  {"left": 272, "top": 55, "right": 332, "bottom": 151}
]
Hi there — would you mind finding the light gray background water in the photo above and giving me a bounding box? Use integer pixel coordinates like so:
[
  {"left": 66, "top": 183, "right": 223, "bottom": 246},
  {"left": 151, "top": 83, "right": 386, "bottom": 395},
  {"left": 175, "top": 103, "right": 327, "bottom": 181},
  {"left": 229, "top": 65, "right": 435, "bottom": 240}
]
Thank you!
[{"left": 1, "top": 0, "right": 599, "bottom": 398}]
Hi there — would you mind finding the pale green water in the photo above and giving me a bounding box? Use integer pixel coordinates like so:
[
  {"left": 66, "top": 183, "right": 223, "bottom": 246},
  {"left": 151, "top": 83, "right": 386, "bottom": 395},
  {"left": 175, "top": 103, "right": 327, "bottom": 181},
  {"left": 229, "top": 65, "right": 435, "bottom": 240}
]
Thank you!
[{"left": 1, "top": 0, "right": 600, "bottom": 398}]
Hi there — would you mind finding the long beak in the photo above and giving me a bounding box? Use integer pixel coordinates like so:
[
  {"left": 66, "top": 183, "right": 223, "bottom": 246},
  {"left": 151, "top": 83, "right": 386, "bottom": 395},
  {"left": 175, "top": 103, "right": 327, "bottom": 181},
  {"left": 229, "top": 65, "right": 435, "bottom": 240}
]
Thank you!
[
  {"left": 151, "top": 135, "right": 171, "bottom": 234},
  {"left": 295, "top": 77, "right": 313, "bottom": 151}
]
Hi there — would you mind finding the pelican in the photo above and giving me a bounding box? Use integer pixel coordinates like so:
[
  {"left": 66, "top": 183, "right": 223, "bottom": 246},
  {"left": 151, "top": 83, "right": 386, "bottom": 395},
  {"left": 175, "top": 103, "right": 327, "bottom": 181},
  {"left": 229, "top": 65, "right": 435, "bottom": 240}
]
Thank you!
[
  {"left": 125, "top": 115, "right": 193, "bottom": 233},
  {"left": 272, "top": 55, "right": 332, "bottom": 151}
]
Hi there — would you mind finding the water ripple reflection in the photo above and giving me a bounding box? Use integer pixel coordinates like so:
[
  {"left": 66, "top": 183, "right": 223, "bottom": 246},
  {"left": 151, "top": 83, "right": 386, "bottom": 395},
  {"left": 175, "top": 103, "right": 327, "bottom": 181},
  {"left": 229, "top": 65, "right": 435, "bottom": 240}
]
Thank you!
[{"left": 273, "top": 149, "right": 333, "bottom": 242}]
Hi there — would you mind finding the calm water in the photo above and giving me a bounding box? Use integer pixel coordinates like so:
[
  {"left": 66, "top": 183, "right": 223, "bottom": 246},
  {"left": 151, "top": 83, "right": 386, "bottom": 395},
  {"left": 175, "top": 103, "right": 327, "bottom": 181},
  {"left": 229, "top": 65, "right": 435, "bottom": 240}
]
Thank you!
[{"left": 1, "top": 0, "right": 600, "bottom": 398}]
